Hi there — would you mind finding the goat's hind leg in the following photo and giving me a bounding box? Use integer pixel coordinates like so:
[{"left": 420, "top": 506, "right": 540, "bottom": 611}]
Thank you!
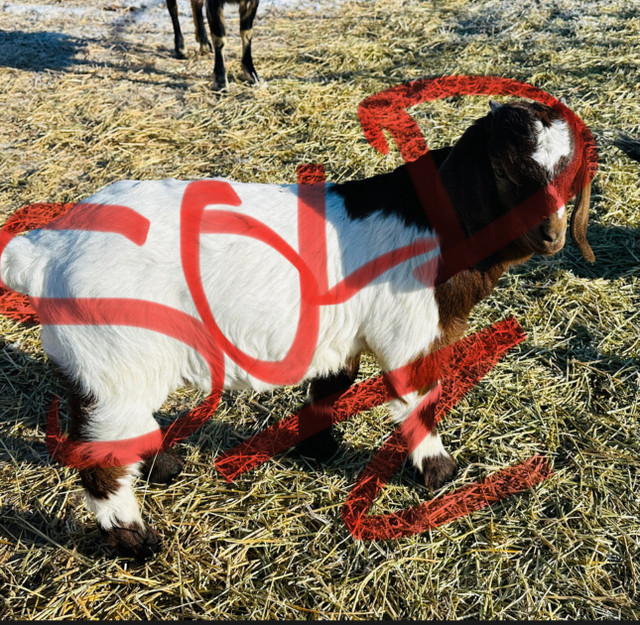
[
  {"left": 68, "top": 386, "right": 164, "bottom": 560},
  {"left": 239, "top": 0, "right": 259, "bottom": 83},
  {"left": 191, "top": 0, "right": 213, "bottom": 53},
  {"left": 205, "top": 0, "right": 229, "bottom": 89}
]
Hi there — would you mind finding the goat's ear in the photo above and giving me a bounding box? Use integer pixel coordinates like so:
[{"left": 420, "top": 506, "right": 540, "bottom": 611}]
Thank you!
[
  {"left": 570, "top": 179, "right": 595, "bottom": 262},
  {"left": 489, "top": 100, "right": 502, "bottom": 114}
]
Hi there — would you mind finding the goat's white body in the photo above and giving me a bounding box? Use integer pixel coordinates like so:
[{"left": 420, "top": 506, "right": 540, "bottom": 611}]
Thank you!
[{"left": 2, "top": 178, "right": 442, "bottom": 431}]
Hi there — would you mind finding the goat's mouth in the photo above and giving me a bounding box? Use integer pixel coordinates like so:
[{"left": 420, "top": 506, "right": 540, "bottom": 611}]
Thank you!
[{"left": 522, "top": 232, "right": 566, "bottom": 256}]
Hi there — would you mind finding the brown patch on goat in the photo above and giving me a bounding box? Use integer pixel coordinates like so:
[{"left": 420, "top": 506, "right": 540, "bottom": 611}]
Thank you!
[
  {"left": 433, "top": 262, "right": 513, "bottom": 349},
  {"left": 53, "top": 369, "right": 127, "bottom": 499},
  {"left": 79, "top": 466, "right": 127, "bottom": 500}
]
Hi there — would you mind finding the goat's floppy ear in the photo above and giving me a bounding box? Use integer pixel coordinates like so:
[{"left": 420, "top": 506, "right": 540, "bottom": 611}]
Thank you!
[
  {"left": 570, "top": 179, "right": 595, "bottom": 262},
  {"left": 489, "top": 100, "right": 502, "bottom": 114}
]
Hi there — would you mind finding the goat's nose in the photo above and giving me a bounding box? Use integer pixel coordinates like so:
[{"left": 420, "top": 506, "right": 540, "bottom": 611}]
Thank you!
[
  {"left": 541, "top": 228, "right": 556, "bottom": 243},
  {"left": 540, "top": 219, "right": 558, "bottom": 243}
]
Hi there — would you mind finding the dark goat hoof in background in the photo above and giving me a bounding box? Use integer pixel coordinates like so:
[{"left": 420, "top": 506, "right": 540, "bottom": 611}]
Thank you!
[
  {"left": 213, "top": 75, "right": 229, "bottom": 91},
  {"left": 141, "top": 449, "right": 183, "bottom": 484}
]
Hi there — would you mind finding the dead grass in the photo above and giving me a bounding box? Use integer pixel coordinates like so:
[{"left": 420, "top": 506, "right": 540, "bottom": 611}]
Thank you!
[{"left": 0, "top": 0, "right": 638, "bottom": 619}]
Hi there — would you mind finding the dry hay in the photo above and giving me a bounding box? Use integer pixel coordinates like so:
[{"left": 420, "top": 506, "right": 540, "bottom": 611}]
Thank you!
[{"left": 0, "top": 0, "right": 638, "bottom": 619}]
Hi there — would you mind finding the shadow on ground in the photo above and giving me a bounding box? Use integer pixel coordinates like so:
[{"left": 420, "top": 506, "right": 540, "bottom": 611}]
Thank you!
[{"left": 0, "top": 30, "right": 86, "bottom": 71}]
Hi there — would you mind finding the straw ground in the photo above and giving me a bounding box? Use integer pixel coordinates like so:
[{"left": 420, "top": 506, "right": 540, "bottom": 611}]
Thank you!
[{"left": 0, "top": 0, "right": 638, "bottom": 619}]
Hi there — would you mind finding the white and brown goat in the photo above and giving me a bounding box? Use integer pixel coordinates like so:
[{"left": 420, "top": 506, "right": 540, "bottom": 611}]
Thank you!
[
  {"left": 0, "top": 100, "right": 593, "bottom": 558},
  {"left": 166, "top": 0, "right": 259, "bottom": 89}
]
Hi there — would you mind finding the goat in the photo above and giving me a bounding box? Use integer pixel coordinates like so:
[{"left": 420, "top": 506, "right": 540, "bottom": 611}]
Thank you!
[
  {"left": 0, "top": 100, "right": 593, "bottom": 559},
  {"left": 166, "top": 0, "right": 259, "bottom": 89}
]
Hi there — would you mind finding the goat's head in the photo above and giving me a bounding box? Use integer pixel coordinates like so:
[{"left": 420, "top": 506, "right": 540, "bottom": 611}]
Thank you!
[{"left": 439, "top": 99, "right": 594, "bottom": 264}]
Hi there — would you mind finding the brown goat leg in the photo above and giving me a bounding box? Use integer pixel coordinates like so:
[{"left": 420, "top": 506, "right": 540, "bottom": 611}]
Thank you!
[
  {"left": 64, "top": 380, "right": 162, "bottom": 560},
  {"left": 239, "top": 0, "right": 259, "bottom": 83},
  {"left": 206, "top": 0, "right": 228, "bottom": 89},
  {"left": 191, "top": 0, "right": 213, "bottom": 53}
]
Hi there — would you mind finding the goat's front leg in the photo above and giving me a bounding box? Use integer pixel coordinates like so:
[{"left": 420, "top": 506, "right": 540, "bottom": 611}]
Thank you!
[
  {"left": 166, "top": 0, "right": 186, "bottom": 58},
  {"left": 239, "top": 0, "right": 259, "bottom": 83},
  {"left": 387, "top": 387, "right": 457, "bottom": 491},
  {"left": 190, "top": 0, "right": 213, "bottom": 54},
  {"left": 295, "top": 356, "right": 360, "bottom": 462},
  {"left": 68, "top": 387, "right": 164, "bottom": 560},
  {"left": 205, "top": 0, "right": 228, "bottom": 89}
]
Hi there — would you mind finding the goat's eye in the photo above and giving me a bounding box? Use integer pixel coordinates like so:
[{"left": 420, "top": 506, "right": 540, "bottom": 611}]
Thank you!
[{"left": 493, "top": 166, "right": 507, "bottom": 180}]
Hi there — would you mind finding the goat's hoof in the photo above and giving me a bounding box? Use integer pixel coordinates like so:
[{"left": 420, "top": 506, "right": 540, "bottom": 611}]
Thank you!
[
  {"left": 241, "top": 67, "right": 260, "bottom": 84},
  {"left": 103, "top": 522, "right": 161, "bottom": 561},
  {"left": 295, "top": 428, "right": 338, "bottom": 463},
  {"left": 420, "top": 454, "right": 457, "bottom": 491},
  {"left": 175, "top": 48, "right": 187, "bottom": 60},
  {"left": 141, "top": 449, "right": 183, "bottom": 484},
  {"left": 213, "top": 74, "right": 229, "bottom": 91},
  {"left": 200, "top": 41, "right": 213, "bottom": 54}
]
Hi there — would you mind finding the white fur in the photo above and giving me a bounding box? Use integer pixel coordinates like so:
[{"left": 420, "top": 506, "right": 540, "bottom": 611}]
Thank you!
[
  {"left": 532, "top": 119, "right": 572, "bottom": 173},
  {"left": 411, "top": 432, "right": 448, "bottom": 466},
  {"left": 85, "top": 471, "right": 144, "bottom": 530},
  {"left": 1, "top": 179, "right": 442, "bottom": 531}
]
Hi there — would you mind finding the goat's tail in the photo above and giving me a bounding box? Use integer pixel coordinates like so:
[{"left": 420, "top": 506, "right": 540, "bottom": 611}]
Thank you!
[{"left": 0, "top": 234, "right": 46, "bottom": 295}]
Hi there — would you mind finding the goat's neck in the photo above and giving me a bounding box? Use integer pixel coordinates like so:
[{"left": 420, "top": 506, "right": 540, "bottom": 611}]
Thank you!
[{"left": 433, "top": 246, "right": 530, "bottom": 349}]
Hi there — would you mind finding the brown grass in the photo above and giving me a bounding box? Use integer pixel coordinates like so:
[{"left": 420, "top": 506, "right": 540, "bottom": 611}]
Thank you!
[{"left": 0, "top": 0, "right": 638, "bottom": 619}]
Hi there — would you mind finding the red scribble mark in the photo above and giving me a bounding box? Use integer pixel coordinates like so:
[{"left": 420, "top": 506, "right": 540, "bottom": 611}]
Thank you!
[
  {"left": 42, "top": 203, "right": 150, "bottom": 246},
  {"left": 215, "top": 317, "right": 524, "bottom": 480},
  {"left": 0, "top": 75, "right": 599, "bottom": 539}
]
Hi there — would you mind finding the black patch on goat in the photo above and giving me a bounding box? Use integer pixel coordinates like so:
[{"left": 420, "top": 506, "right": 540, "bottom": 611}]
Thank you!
[
  {"left": 295, "top": 357, "right": 360, "bottom": 462},
  {"left": 332, "top": 146, "right": 452, "bottom": 231}
]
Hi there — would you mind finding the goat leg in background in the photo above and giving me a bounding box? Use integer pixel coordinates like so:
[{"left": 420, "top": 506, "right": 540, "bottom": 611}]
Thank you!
[
  {"left": 239, "top": 0, "right": 260, "bottom": 84},
  {"left": 206, "top": 0, "right": 229, "bottom": 89},
  {"left": 295, "top": 357, "right": 361, "bottom": 462},
  {"left": 191, "top": 0, "right": 213, "bottom": 54},
  {"left": 166, "top": 0, "right": 186, "bottom": 58}
]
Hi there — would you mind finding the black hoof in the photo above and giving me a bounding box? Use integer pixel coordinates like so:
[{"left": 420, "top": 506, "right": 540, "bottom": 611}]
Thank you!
[
  {"left": 175, "top": 48, "right": 187, "bottom": 60},
  {"left": 141, "top": 449, "right": 183, "bottom": 484},
  {"left": 295, "top": 427, "right": 339, "bottom": 463},
  {"left": 420, "top": 454, "right": 457, "bottom": 491},
  {"left": 102, "top": 523, "right": 161, "bottom": 562},
  {"left": 242, "top": 66, "right": 260, "bottom": 84},
  {"left": 213, "top": 74, "right": 228, "bottom": 91}
]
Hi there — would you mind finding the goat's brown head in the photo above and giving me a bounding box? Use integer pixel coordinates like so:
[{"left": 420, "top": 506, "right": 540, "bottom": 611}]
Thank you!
[
  {"left": 439, "top": 99, "right": 594, "bottom": 264},
  {"left": 487, "top": 99, "right": 594, "bottom": 262}
]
